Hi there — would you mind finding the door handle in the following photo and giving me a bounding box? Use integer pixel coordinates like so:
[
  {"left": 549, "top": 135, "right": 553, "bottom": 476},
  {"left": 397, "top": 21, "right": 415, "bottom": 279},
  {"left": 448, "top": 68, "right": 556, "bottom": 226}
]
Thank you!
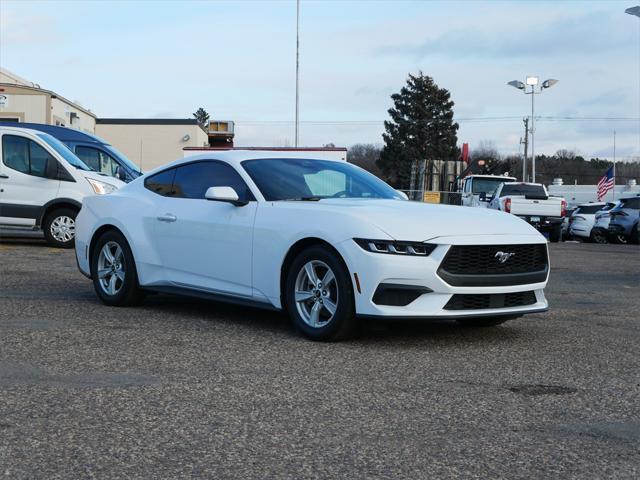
[
  {"left": 0, "top": 174, "right": 8, "bottom": 179},
  {"left": 157, "top": 213, "right": 177, "bottom": 222}
]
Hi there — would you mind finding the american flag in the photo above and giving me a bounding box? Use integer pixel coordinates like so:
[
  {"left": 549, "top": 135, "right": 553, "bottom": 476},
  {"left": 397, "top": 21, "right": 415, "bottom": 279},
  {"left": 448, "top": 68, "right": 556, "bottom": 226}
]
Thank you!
[{"left": 597, "top": 166, "right": 615, "bottom": 201}]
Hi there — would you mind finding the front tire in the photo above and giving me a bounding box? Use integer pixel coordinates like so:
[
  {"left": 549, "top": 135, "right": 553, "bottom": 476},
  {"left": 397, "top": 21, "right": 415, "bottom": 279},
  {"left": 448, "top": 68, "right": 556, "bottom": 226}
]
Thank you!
[
  {"left": 285, "top": 246, "right": 356, "bottom": 341},
  {"left": 91, "top": 230, "right": 144, "bottom": 306},
  {"left": 42, "top": 207, "right": 77, "bottom": 248}
]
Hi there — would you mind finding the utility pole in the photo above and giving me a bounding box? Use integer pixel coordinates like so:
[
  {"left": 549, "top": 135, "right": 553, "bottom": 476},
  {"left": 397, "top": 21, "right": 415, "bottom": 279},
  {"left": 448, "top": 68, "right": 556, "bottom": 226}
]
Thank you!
[
  {"left": 521, "top": 117, "right": 529, "bottom": 182},
  {"left": 295, "top": 0, "right": 300, "bottom": 147}
]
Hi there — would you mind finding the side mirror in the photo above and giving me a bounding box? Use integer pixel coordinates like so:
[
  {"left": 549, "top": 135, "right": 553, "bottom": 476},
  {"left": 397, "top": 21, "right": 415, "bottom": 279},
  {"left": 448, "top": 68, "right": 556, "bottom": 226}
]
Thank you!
[
  {"left": 115, "top": 165, "right": 127, "bottom": 181},
  {"left": 479, "top": 192, "right": 487, "bottom": 202},
  {"left": 205, "top": 186, "right": 248, "bottom": 206},
  {"left": 396, "top": 190, "right": 409, "bottom": 200},
  {"left": 45, "top": 157, "right": 59, "bottom": 179}
]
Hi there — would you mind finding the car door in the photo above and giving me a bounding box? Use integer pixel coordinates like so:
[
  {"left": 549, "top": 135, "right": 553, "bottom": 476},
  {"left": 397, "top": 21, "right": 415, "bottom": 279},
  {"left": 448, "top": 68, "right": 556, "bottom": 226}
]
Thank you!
[
  {"left": 0, "top": 133, "right": 60, "bottom": 227},
  {"left": 151, "top": 160, "right": 257, "bottom": 297}
]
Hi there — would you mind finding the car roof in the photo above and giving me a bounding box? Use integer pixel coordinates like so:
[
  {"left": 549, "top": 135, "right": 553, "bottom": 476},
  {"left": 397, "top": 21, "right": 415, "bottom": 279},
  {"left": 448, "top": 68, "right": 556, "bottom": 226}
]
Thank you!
[
  {"left": 146, "top": 150, "right": 346, "bottom": 176},
  {"left": 0, "top": 122, "right": 107, "bottom": 145}
]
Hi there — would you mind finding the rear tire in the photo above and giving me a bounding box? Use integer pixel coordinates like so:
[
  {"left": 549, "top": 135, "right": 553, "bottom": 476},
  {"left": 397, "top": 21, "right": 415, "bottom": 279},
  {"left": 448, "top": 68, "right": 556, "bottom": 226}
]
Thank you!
[
  {"left": 42, "top": 207, "right": 77, "bottom": 248},
  {"left": 285, "top": 246, "right": 357, "bottom": 341},
  {"left": 91, "top": 230, "right": 144, "bottom": 306},
  {"left": 549, "top": 225, "right": 561, "bottom": 243},
  {"left": 590, "top": 228, "right": 608, "bottom": 244},
  {"left": 456, "top": 316, "right": 518, "bottom": 328}
]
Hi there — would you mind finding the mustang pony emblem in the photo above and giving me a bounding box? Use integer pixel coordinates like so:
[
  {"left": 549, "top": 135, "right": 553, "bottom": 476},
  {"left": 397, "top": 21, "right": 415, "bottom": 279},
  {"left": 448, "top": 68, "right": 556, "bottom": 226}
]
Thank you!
[{"left": 494, "top": 251, "right": 516, "bottom": 264}]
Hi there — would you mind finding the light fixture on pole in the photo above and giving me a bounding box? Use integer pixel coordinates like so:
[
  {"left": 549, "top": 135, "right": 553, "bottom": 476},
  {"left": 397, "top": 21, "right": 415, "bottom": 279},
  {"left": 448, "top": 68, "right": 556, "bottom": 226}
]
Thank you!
[{"left": 508, "top": 76, "right": 558, "bottom": 182}]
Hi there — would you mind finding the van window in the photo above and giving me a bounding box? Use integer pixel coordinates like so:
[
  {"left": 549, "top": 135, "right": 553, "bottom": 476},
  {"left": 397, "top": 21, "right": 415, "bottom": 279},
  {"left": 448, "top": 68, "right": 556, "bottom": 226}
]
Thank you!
[
  {"left": 1, "top": 135, "right": 54, "bottom": 178},
  {"left": 76, "top": 146, "right": 119, "bottom": 176}
]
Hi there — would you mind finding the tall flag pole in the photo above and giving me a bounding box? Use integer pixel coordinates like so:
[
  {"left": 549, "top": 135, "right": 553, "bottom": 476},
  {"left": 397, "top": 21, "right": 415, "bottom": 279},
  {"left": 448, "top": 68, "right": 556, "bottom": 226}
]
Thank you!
[{"left": 613, "top": 130, "right": 616, "bottom": 201}]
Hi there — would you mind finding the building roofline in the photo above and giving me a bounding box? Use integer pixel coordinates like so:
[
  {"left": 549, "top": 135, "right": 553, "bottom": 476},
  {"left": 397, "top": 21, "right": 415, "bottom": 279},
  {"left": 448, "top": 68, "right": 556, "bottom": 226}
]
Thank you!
[
  {"left": 183, "top": 146, "right": 348, "bottom": 152},
  {"left": 96, "top": 118, "right": 200, "bottom": 125},
  {"left": 0, "top": 82, "right": 97, "bottom": 118}
]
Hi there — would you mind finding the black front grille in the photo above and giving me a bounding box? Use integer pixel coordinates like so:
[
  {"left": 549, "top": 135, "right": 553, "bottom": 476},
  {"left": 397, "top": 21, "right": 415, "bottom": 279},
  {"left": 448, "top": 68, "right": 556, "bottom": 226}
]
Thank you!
[
  {"left": 437, "top": 244, "right": 549, "bottom": 287},
  {"left": 444, "top": 291, "right": 537, "bottom": 310}
]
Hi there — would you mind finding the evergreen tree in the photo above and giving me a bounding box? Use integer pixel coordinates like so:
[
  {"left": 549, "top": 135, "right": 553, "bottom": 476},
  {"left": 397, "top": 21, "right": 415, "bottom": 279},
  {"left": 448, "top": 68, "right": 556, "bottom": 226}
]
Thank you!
[
  {"left": 378, "top": 72, "right": 459, "bottom": 188},
  {"left": 193, "top": 107, "right": 210, "bottom": 130}
]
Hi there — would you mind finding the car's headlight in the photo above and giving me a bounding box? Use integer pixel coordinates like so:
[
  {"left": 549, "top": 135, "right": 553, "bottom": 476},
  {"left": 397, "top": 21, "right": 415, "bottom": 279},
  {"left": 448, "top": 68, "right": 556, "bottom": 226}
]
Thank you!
[
  {"left": 86, "top": 178, "right": 118, "bottom": 195},
  {"left": 353, "top": 238, "right": 436, "bottom": 256}
]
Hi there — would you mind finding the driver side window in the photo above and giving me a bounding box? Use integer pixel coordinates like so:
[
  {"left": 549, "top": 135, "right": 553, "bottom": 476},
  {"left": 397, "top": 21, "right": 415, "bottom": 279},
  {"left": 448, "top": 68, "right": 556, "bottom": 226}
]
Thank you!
[
  {"left": 1, "top": 135, "right": 54, "bottom": 178},
  {"left": 172, "top": 161, "right": 254, "bottom": 201}
]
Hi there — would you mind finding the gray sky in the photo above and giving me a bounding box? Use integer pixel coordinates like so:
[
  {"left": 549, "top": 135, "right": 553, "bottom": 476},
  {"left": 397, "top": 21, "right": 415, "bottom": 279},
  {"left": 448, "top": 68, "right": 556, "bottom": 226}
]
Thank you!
[{"left": 1, "top": 0, "right": 639, "bottom": 159}]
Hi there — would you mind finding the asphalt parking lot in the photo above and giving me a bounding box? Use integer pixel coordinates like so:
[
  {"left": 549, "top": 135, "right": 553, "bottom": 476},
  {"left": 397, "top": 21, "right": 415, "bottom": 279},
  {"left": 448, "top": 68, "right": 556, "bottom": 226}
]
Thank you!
[{"left": 0, "top": 238, "right": 638, "bottom": 479}]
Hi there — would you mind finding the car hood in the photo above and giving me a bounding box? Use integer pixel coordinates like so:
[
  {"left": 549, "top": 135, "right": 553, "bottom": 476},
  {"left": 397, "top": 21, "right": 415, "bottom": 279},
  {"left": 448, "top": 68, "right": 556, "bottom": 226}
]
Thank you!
[{"left": 278, "top": 198, "right": 543, "bottom": 241}]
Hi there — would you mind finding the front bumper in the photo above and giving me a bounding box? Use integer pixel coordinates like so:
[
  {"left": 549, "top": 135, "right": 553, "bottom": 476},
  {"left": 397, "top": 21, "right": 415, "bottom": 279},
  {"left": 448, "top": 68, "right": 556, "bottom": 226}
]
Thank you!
[{"left": 338, "top": 235, "right": 549, "bottom": 319}]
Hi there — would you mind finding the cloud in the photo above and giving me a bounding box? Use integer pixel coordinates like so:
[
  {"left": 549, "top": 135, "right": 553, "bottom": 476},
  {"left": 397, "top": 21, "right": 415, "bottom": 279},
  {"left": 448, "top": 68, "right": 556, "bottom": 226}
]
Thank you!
[
  {"left": 378, "top": 11, "right": 634, "bottom": 60},
  {"left": 0, "top": 10, "right": 60, "bottom": 46}
]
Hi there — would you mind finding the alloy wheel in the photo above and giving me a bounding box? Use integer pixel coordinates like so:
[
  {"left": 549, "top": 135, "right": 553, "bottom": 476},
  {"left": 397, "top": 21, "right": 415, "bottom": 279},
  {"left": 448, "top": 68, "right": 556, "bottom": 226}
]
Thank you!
[
  {"left": 97, "top": 241, "right": 125, "bottom": 296},
  {"left": 50, "top": 215, "right": 75, "bottom": 243},
  {"left": 294, "top": 260, "right": 338, "bottom": 328}
]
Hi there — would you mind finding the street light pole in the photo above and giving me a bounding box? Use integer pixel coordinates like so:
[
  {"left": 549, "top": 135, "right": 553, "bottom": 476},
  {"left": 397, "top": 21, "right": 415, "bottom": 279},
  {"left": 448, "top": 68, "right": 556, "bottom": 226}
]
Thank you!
[
  {"left": 530, "top": 83, "right": 536, "bottom": 181},
  {"left": 295, "top": 0, "right": 300, "bottom": 147},
  {"left": 508, "top": 77, "right": 558, "bottom": 183},
  {"left": 626, "top": 6, "right": 640, "bottom": 157}
]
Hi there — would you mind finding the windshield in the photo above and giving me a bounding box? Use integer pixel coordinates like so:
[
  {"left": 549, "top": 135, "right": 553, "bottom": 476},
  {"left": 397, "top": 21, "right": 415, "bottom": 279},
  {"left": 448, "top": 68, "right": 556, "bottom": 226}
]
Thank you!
[
  {"left": 104, "top": 144, "right": 142, "bottom": 175},
  {"left": 37, "top": 133, "right": 91, "bottom": 171},
  {"left": 241, "top": 158, "right": 403, "bottom": 201},
  {"left": 471, "top": 178, "right": 511, "bottom": 196},
  {"left": 500, "top": 184, "right": 547, "bottom": 197}
]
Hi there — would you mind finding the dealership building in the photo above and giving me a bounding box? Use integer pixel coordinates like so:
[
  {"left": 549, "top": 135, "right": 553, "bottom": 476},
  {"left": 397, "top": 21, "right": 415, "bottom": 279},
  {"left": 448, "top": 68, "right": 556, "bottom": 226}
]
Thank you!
[{"left": 0, "top": 68, "right": 232, "bottom": 170}]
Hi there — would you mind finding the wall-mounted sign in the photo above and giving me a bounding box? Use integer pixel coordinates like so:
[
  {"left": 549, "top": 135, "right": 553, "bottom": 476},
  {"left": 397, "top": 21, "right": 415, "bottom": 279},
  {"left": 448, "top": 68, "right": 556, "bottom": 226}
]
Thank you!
[{"left": 0, "top": 94, "right": 8, "bottom": 108}]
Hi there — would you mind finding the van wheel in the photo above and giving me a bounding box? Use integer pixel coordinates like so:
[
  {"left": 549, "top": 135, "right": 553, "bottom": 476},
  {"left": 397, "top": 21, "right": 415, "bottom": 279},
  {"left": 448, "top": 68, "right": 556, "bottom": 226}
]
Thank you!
[
  {"left": 42, "top": 207, "right": 77, "bottom": 248},
  {"left": 91, "top": 230, "right": 144, "bottom": 306}
]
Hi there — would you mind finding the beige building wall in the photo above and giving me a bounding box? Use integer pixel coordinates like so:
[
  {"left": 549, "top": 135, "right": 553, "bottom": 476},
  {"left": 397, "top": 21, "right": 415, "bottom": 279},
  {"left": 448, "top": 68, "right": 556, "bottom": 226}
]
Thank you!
[
  {"left": 0, "top": 85, "right": 48, "bottom": 123},
  {"left": 95, "top": 122, "right": 208, "bottom": 171},
  {"left": 50, "top": 97, "right": 96, "bottom": 132}
]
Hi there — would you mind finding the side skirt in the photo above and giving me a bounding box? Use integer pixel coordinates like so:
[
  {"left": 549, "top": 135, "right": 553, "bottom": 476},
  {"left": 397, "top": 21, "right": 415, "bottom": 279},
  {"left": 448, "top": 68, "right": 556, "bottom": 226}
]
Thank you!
[{"left": 142, "top": 285, "right": 282, "bottom": 312}]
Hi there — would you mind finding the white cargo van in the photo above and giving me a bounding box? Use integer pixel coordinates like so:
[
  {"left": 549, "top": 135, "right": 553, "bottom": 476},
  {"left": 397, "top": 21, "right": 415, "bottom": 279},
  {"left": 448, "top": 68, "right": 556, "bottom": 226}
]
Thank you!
[{"left": 0, "top": 126, "right": 124, "bottom": 247}]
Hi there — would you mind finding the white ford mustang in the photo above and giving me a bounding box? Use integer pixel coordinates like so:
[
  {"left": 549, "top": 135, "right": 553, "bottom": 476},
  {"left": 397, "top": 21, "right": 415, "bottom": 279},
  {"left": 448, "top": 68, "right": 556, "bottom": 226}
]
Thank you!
[{"left": 75, "top": 151, "right": 549, "bottom": 341}]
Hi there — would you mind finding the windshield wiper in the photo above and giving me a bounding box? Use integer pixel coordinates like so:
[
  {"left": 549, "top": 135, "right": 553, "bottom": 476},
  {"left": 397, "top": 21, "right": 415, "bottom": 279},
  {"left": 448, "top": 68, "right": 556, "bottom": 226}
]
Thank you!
[{"left": 282, "top": 196, "right": 323, "bottom": 201}]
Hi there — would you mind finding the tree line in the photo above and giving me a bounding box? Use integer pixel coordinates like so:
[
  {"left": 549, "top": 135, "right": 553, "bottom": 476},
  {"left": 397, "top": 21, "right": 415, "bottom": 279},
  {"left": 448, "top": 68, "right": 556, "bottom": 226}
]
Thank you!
[{"left": 347, "top": 72, "right": 639, "bottom": 188}]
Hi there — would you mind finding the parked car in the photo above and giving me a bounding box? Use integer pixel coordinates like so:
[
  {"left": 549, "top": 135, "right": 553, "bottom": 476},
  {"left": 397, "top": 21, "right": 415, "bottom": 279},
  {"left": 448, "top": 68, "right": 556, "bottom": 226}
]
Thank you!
[
  {"left": 590, "top": 202, "right": 626, "bottom": 244},
  {"left": 0, "top": 122, "right": 143, "bottom": 182},
  {"left": 75, "top": 152, "right": 550, "bottom": 341},
  {"left": 488, "top": 182, "right": 566, "bottom": 242},
  {"left": 569, "top": 202, "right": 614, "bottom": 242},
  {"left": 0, "top": 126, "right": 124, "bottom": 247},
  {"left": 608, "top": 196, "right": 640, "bottom": 244}
]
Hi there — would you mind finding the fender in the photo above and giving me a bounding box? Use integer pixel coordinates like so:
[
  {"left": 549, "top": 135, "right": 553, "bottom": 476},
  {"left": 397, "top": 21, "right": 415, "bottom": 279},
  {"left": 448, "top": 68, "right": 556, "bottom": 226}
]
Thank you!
[{"left": 38, "top": 198, "right": 82, "bottom": 225}]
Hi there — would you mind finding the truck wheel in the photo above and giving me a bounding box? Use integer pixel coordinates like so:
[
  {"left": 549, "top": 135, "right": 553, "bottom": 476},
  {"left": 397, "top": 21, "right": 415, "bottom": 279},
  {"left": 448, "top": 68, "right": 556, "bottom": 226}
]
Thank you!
[
  {"left": 42, "top": 207, "right": 77, "bottom": 248},
  {"left": 549, "top": 225, "right": 562, "bottom": 243}
]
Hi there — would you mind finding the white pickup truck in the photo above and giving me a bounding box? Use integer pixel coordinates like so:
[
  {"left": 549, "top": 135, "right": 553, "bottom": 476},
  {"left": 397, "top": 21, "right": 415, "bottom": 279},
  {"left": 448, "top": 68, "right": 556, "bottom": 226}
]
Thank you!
[
  {"left": 458, "top": 174, "right": 517, "bottom": 208},
  {"left": 488, "top": 182, "right": 567, "bottom": 242}
]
